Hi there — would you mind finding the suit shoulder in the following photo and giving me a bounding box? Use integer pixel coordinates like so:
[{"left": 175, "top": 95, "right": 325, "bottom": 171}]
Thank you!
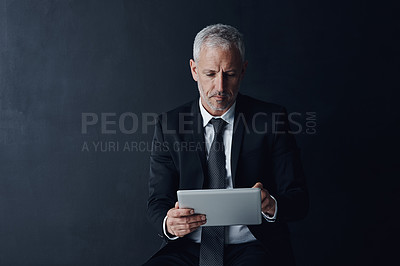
[
  {"left": 238, "top": 94, "right": 286, "bottom": 114},
  {"left": 156, "top": 99, "right": 196, "bottom": 124},
  {"left": 166, "top": 100, "right": 194, "bottom": 116}
]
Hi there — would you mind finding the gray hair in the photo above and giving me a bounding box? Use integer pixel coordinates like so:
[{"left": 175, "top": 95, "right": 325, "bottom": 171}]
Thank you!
[{"left": 193, "top": 24, "right": 245, "bottom": 62}]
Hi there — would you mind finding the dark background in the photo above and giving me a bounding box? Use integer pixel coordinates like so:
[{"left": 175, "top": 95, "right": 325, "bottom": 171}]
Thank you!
[{"left": 0, "top": 0, "right": 398, "bottom": 265}]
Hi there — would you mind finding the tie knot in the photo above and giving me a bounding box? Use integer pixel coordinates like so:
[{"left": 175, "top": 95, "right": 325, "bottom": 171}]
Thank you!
[{"left": 210, "top": 118, "right": 227, "bottom": 135}]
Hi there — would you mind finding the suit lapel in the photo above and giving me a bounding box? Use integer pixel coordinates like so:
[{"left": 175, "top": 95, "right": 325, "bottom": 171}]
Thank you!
[
  {"left": 231, "top": 93, "right": 245, "bottom": 187},
  {"left": 190, "top": 101, "right": 207, "bottom": 189}
]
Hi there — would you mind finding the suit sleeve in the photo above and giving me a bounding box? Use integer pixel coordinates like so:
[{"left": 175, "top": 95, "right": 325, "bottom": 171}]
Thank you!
[
  {"left": 147, "top": 115, "right": 179, "bottom": 240},
  {"left": 272, "top": 107, "right": 309, "bottom": 222}
]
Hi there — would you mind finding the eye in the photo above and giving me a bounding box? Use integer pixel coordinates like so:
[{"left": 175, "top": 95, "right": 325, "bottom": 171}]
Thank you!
[{"left": 206, "top": 73, "right": 215, "bottom": 77}]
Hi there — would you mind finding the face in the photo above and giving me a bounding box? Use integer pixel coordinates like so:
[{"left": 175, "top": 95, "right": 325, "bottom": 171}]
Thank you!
[{"left": 190, "top": 45, "right": 248, "bottom": 116}]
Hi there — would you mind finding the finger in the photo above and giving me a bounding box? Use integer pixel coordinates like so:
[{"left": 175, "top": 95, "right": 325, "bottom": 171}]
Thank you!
[
  {"left": 188, "top": 219, "right": 207, "bottom": 229},
  {"left": 261, "top": 197, "right": 271, "bottom": 210},
  {"left": 252, "top": 182, "right": 263, "bottom": 189},
  {"left": 175, "top": 201, "right": 179, "bottom": 209},
  {"left": 172, "top": 223, "right": 191, "bottom": 231},
  {"left": 260, "top": 189, "right": 268, "bottom": 201},
  {"left": 173, "top": 219, "right": 205, "bottom": 231},
  {"left": 169, "top": 215, "right": 207, "bottom": 229},
  {"left": 167, "top": 215, "right": 205, "bottom": 233},
  {"left": 173, "top": 220, "right": 206, "bottom": 237},
  {"left": 186, "top": 214, "right": 206, "bottom": 224},
  {"left": 168, "top": 215, "right": 201, "bottom": 227},
  {"left": 168, "top": 208, "right": 194, "bottom": 218}
]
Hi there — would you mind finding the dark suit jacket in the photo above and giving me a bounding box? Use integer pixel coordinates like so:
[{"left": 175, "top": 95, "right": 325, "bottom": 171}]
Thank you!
[{"left": 147, "top": 93, "right": 308, "bottom": 265}]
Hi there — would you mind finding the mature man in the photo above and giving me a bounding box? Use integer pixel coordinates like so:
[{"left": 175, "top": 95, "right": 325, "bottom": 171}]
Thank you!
[{"left": 145, "top": 24, "right": 308, "bottom": 266}]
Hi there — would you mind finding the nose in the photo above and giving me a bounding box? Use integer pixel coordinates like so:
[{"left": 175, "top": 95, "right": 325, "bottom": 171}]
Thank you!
[{"left": 215, "top": 72, "right": 225, "bottom": 93}]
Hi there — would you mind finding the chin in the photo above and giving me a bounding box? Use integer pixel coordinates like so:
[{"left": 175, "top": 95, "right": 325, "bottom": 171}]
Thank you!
[{"left": 211, "top": 102, "right": 230, "bottom": 111}]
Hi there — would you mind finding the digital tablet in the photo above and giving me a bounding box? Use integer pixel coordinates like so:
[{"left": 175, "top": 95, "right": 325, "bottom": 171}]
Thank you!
[{"left": 177, "top": 188, "right": 262, "bottom": 226}]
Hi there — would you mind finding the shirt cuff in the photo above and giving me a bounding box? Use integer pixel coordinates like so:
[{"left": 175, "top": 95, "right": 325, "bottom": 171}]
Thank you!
[
  {"left": 163, "top": 215, "right": 179, "bottom": 240},
  {"left": 261, "top": 195, "right": 277, "bottom": 222}
]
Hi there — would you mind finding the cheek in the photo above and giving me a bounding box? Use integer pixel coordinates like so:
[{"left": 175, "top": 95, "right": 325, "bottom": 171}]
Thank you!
[
  {"left": 199, "top": 79, "right": 213, "bottom": 92},
  {"left": 226, "top": 81, "right": 239, "bottom": 91}
]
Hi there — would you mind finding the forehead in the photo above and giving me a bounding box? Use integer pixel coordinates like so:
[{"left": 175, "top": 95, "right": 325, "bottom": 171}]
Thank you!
[{"left": 197, "top": 45, "right": 242, "bottom": 68}]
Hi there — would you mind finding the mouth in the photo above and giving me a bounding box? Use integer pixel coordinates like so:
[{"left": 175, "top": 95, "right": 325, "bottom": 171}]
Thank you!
[{"left": 212, "top": 95, "right": 228, "bottom": 101}]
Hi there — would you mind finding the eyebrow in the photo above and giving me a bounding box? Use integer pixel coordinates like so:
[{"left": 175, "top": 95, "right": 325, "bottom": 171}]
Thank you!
[
  {"left": 202, "top": 70, "right": 215, "bottom": 73},
  {"left": 202, "top": 69, "right": 237, "bottom": 73}
]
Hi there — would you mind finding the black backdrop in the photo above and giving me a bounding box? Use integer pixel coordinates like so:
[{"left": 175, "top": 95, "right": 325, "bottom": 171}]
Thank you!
[{"left": 1, "top": 0, "right": 398, "bottom": 265}]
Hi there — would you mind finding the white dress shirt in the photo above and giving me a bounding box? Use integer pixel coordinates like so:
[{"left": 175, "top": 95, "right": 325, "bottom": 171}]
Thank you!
[{"left": 163, "top": 98, "right": 277, "bottom": 243}]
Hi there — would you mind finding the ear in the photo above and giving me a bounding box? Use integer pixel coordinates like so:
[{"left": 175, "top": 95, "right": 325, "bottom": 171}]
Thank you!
[
  {"left": 240, "top": 60, "right": 248, "bottom": 80},
  {"left": 190, "top": 59, "right": 199, "bottom": 82}
]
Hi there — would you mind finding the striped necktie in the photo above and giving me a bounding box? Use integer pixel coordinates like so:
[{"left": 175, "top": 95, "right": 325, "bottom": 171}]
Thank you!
[{"left": 199, "top": 118, "right": 227, "bottom": 266}]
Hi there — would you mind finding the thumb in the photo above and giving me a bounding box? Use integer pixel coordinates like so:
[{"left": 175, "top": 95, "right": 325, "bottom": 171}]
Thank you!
[
  {"left": 175, "top": 201, "right": 179, "bottom": 209},
  {"left": 253, "top": 182, "right": 263, "bottom": 189}
]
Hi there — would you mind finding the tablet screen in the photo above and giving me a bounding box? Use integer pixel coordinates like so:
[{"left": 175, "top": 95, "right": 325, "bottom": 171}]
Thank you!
[{"left": 177, "top": 188, "right": 262, "bottom": 226}]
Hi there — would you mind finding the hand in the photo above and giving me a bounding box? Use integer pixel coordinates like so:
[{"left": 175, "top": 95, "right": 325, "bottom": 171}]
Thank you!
[
  {"left": 166, "top": 202, "right": 207, "bottom": 237},
  {"left": 253, "top": 182, "right": 276, "bottom": 216}
]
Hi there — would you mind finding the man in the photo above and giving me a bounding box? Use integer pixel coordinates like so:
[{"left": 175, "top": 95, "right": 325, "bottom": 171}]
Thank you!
[{"left": 145, "top": 24, "right": 308, "bottom": 266}]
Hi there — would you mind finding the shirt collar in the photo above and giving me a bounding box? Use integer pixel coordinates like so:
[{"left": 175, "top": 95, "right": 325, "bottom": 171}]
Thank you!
[{"left": 198, "top": 97, "right": 236, "bottom": 127}]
